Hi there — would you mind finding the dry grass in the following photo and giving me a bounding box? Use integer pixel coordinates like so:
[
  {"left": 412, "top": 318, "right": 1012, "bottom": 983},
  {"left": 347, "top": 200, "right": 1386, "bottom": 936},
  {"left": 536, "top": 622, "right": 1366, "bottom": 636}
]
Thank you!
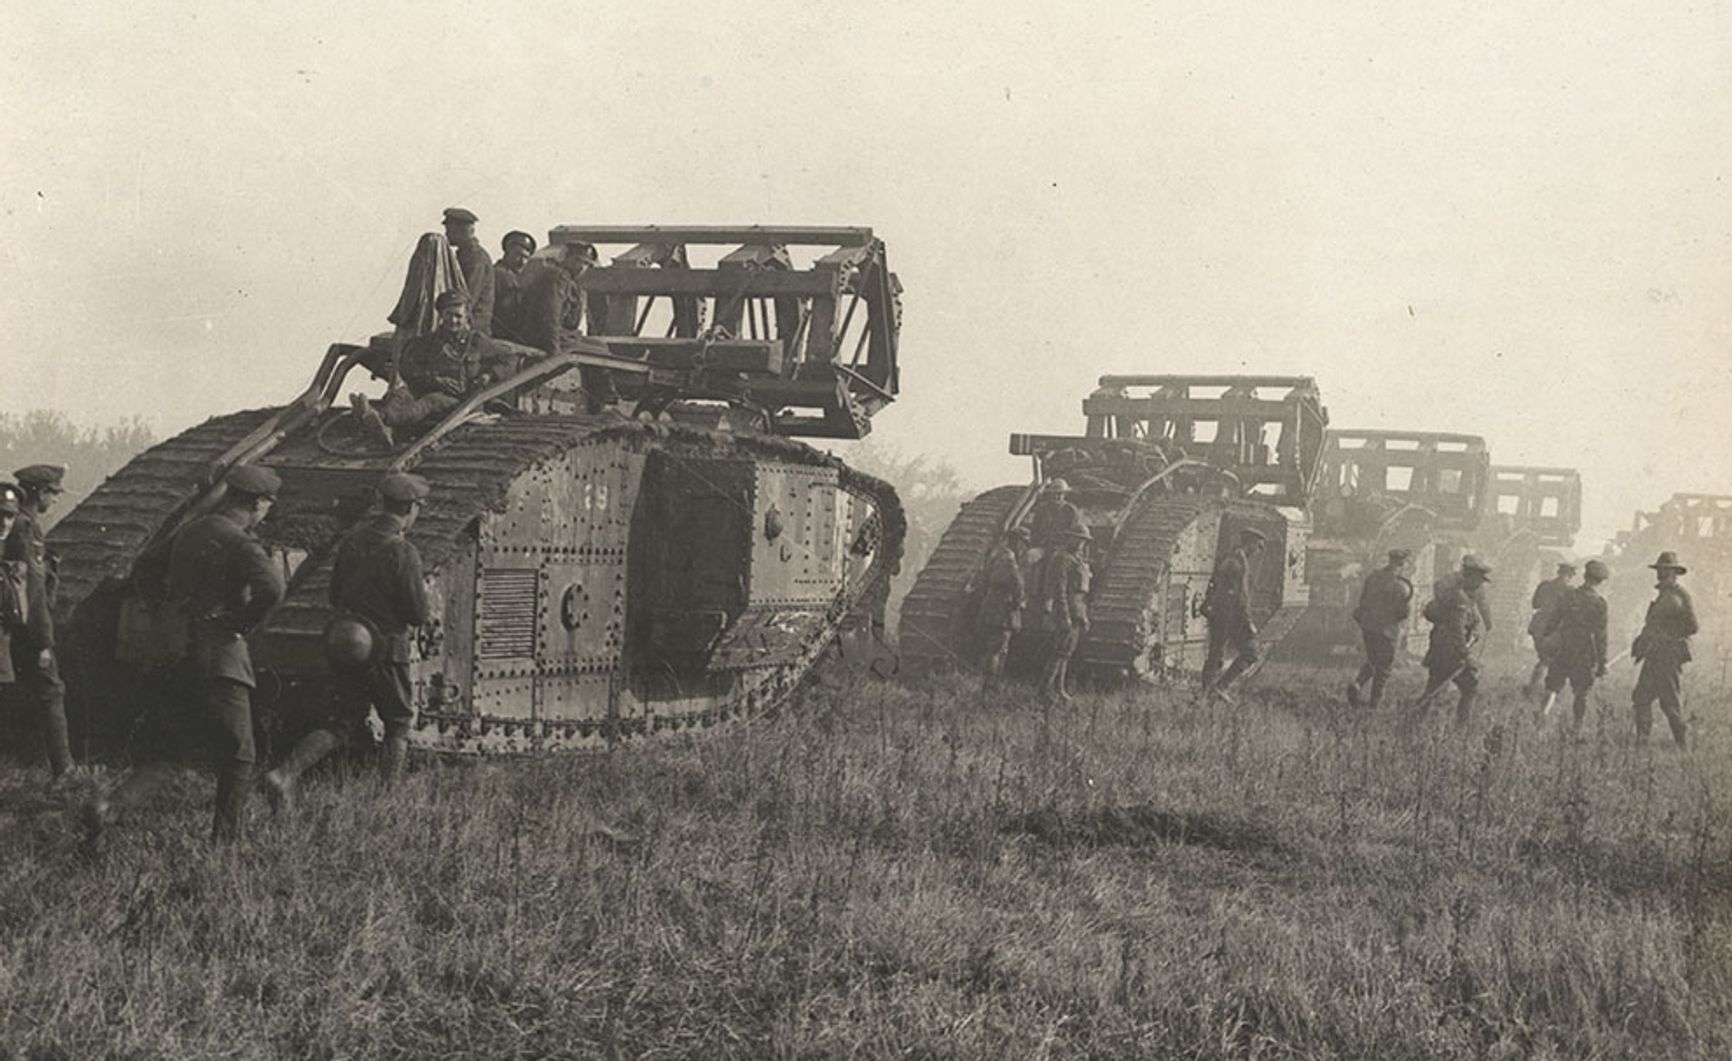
[{"left": 0, "top": 662, "right": 1728, "bottom": 1059}]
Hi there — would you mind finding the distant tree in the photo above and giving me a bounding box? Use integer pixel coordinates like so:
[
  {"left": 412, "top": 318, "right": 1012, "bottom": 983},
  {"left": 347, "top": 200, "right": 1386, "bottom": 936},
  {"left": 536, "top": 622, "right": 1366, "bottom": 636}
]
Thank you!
[
  {"left": 0, "top": 411, "right": 156, "bottom": 528},
  {"left": 847, "top": 443, "right": 970, "bottom": 635}
]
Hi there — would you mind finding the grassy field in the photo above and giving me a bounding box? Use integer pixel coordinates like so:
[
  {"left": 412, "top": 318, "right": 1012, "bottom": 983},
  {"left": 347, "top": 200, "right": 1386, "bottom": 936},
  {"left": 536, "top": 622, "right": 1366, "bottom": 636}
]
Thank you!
[{"left": 0, "top": 661, "right": 1728, "bottom": 1059}]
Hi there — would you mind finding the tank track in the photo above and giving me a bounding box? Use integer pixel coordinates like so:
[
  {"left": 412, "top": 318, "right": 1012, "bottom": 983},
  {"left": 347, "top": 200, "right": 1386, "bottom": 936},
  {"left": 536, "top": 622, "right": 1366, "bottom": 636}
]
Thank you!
[
  {"left": 896, "top": 485, "right": 1027, "bottom": 674},
  {"left": 1080, "top": 495, "right": 1215, "bottom": 680},
  {"left": 48, "top": 409, "right": 275, "bottom": 627}
]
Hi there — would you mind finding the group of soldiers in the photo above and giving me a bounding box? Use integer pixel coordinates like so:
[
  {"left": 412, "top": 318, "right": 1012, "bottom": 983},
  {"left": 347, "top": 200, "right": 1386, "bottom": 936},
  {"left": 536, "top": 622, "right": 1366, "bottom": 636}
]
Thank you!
[
  {"left": 353, "top": 207, "right": 616, "bottom": 450},
  {"left": 0, "top": 459, "right": 439, "bottom": 842},
  {"left": 971, "top": 477, "right": 1705, "bottom": 747},
  {"left": 1341, "top": 546, "right": 1698, "bottom": 746}
]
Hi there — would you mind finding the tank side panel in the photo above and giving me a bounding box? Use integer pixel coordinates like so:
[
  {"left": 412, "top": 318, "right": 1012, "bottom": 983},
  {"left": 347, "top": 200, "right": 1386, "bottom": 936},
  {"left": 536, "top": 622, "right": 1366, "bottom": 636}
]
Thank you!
[
  {"left": 1160, "top": 509, "right": 1222, "bottom": 675},
  {"left": 747, "top": 462, "right": 844, "bottom": 607}
]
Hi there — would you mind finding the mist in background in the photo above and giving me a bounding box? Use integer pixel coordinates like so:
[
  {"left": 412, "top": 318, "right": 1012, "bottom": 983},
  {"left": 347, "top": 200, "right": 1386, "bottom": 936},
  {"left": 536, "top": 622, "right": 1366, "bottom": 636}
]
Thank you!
[{"left": 3, "top": 1, "right": 1728, "bottom": 550}]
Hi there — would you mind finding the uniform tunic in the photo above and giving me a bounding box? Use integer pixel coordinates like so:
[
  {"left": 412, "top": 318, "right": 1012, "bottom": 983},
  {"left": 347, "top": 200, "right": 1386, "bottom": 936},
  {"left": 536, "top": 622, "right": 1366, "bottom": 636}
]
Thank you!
[
  {"left": 384, "top": 328, "right": 521, "bottom": 429},
  {"left": 1353, "top": 564, "right": 1413, "bottom": 669},
  {"left": 1542, "top": 583, "right": 1607, "bottom": 696},
  {"left": 4, "top": 510, "right": 66, "bottom": 745},
  {"left": 1028, "top": 498, "right": 1085, "bottom": 550},
  {"left": 1422, "top": 578, "right": 1482, "bottom": 687},
  {"left": 1528, "top": 575, "right": 1572, "bottom": 652},
  {"left": 166, "top": 510, "right": 285, "bottom": 765},
  {"left": 455, "top": 237, "right": 496, "bottom": 335},
  {"left": 975, "top": 545, "right": 1026, "bottom": 634},
  {"left": 327, "top": 512, "right": 428, "bottom": 728},
  {"left": 1632, "top": 582, "right": 1696, "bottom": 739},
  {"left": 1047, "top": 551, "right": 1089, "bottom": 660},
  {"left": 491, "top": 260, "right": 533, "bottom": 344}
]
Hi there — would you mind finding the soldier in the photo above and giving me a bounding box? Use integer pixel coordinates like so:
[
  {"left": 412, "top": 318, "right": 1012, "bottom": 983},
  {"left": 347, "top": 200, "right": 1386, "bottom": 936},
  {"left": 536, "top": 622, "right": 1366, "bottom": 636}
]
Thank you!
[
  {"left": 354, "top": 291, "right": 525, "bottom": 447},
  {"left": 86, "top": 465, "right": 285, "bottom": 841},
  {"left": 1539, "top": 558, "right": 1608, "bottom": 726},
  {"left": 1346, "top": 548, "right": 1414, "bottom": 709},
  {"left": 1525, "top": 561, "right": 1576, "bottom": 698},
  {"left": 975, "top": 526, "right": 1029, "bottom": 693},
  {"left": 1028, "top": 478, "right": 1084, "bottom": 550},
  {"left": 1630, "top": 551, "right": 1695, "bottom": 748},
  {"left": 266, "top": 473, "right": 431, "bottom": 807},
  {"left": 442, "top": 207, "right": 495, "bottom": 335},
  {"left": 1418, "top": 554, "right": 1492, "bottom": 725},
  {"left": 1200, "top": 527, "right": 1267, "bottom": 703},
  {"left": 491, "top": 230, "right": 538, "bottom": 344},
  {"left": 520, "top": 241, "right": 617, "bottom": 411},
  {"left": 4, "top": 463, "right": 73, "bottom": 778},
  {"left": 0, "top": 486, "right": 23, "bottom": 694},
  {"left": 1040, "top": 525, "right": 1090, "bottom": 703}
]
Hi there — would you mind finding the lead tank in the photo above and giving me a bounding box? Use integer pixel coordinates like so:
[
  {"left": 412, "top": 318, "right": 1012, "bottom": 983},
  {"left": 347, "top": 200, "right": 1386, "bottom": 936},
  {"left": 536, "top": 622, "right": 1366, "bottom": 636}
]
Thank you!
[
  {"left": 54, "top": 226, "right": 905, "bottom": 754},
  {"left": 899, "top": 376, "right": 1327, "bottom": 682}
]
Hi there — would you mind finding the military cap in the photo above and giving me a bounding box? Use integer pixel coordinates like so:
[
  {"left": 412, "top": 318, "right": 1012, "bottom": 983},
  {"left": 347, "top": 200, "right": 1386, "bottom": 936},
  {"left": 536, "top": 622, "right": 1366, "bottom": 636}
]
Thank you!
[
  {"left": 1460, "top": 553, "right": 1493, "bottom": 579},
  {"left": 442, "top": 206, "right": 478, "bottom": 225},
  {"left": 224, "top": 464, "right": 281, "bottom": 499},
  {"left": 377, "top": 472, "right": 430, "bottom": 503},
  {"left": 1556, "top": 561, "right": 1577, "bottom": 574},
  {"left": 14, "top": 464, "right": 66, "bottom": 491},
  {"left": 566, "top": 241, "right": 599, "bottom": 266},
  {"left": 1046, "top": 478, "right": 1073, "bottom": 495},
  {"left": 1649, "top": 551, "right": 1687, "bottom": 574},
  {"left": 1387, "top": 548, "right": 1412, "bottom": 564},
  {"left": 502, "top": 230, "right": 537, "bottom": 253},
  {"left": 1063, "top": 525, "right": 1094, "bottom": 541},
  {"left": 1583, "top": 559, "right": 1610, "bottom": 582},
  {"left": 434, "top": 289, "right": 467, "bottom": 311},
  {"left": 0, "top": 484, "right": 20, "bottom": 515}
]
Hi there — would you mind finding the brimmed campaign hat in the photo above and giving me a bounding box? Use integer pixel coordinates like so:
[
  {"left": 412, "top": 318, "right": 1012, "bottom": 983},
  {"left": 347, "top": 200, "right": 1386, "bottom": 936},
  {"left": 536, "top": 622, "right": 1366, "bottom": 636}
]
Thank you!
[
  {"left": 1460, "top": 553, "right": 1493, "bottom": 580},
  {"left": 1583, "top": 559, "right": 1610, "bottom": 582},
  {"left": 1649, "top": 551, "right": 1687, "bottom": 574}
]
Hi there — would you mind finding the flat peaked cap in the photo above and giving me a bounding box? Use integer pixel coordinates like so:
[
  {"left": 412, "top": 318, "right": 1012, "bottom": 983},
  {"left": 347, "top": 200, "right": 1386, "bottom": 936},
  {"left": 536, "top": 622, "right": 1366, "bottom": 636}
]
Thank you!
[
  {"left": 14, "top": 464, "right": 66, "bottom": 489},
  {"left": 1583, "top": 559, "right": 1610, "bottom": 581},
  {"left": 378, "top": 472, "right": 430, "bottom": 503},
  {"left": 502, "top": 230, "right": 536, "bottom": 253},
  {"left": 1649, "top": 551, "right": 1687, "bottom": 574},
  {"left": 434, "top": 289, "right": 467, "bottom": 311},
  {"left": 1556, "top": 561, "right": 1578, "bottom": 573},
  {"left": 1460, "top": 553, "right": 1493, "bottom": 578},
  {"left": 224, "top": 465, "right": 282, "bottom": 498},
  {"left": 1046, "top": 478, "right": 1073, "bottom": 494},
  {"left": 0, "top": 485, "right": 20, "bottom": 514},
  {"left": 1387, "top": 547, "right": 1412, "bottom": 563},
  {"left": 442, "top": 206, "right": 478, "bottom": 225}
]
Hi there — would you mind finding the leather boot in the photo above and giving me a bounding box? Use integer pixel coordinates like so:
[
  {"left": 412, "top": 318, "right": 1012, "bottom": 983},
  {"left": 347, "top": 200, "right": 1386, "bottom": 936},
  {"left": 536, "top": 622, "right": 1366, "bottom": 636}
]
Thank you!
[
  {"left": 41, "top": 700, "right": 74, "bottom": 779},
  {"left": 1367, "top": 671, "right": 1388, "bottom": 710},
  {"left": 264, "top": 729, "right": 342, "bottom": 813},
  {"left": 1454, "top": 688, "right": 1476, "bottom": 726},
  {"left": 212, "top": 764, "right": 253, "bottom": 843},
  {"left": 381, "top": 727, "right": 410, "bottom": 783}
]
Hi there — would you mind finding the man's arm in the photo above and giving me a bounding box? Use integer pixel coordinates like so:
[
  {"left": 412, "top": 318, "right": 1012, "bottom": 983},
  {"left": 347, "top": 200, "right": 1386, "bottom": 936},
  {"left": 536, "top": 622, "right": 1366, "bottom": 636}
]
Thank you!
[
  {"left": 395, "top": 544, "right": 430, "bottom": 627},
  {"left": 1592, "top": 595, "right": 1608, "bottom": 674},
  {"left": 231, "top": 538, "right": 286, "bottom": 633}
]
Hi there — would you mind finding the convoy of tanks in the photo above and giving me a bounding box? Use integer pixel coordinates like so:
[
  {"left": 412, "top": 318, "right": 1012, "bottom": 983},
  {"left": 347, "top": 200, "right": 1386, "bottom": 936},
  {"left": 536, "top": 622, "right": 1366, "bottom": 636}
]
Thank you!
[{"left": 29, "top": 225, "right": 1732, "bottom": 762}]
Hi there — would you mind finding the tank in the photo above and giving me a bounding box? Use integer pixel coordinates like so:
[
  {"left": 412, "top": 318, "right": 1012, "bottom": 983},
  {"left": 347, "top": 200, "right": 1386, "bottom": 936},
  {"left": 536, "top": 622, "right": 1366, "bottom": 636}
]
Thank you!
[
  {"left": 52, "top": 226, "right": 906, "bottom": 755},
  {"left": 899, "top": 376, "right": 1326, "bottom": 682},
  {"left": 1603, "top": 492, "right": 1732, "bottom": 670},
  {"left": 1471, "top": 465, "right": 1583, "bottom": 656},
  {"left": 1272, "top": 429, "right": 1491, "bottom": 663}
]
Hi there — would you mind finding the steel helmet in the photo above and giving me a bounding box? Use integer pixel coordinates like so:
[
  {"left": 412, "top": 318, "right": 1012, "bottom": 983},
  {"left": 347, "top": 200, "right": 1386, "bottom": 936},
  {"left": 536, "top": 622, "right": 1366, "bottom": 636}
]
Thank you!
[{"left": 322, "top": 614, "right": 378, "bottom": 672}]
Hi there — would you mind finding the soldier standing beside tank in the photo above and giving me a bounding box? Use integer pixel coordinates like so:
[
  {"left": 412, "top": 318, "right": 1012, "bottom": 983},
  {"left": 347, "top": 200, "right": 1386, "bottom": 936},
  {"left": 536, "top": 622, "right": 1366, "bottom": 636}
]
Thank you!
[
  {"left": 1200, "top": 527, "right": 1267, "bottom": 704},
  {"left": 1028, "top": 478, "right": 1084, "bottom": 550},
  {"left": 1539, "top": 559, "right": 1608, "bottom": 727},
  {"left": 975, "top": 526, "right": 1028, "bottom": 694},
  {"left": 491, "top": 230, "right": 538, "bottom": 344},
  {"left": 266, "top": 473, "right": 431, "bottom": 808},
  {"left": 0, "top": 486, "right": 24, "bottom": 699},
  {"left": 4, "top": 464, "right": 73, "bottom": 779},
  {"left": 442, "top": 207, "right": 495, "bottom": 335},
  {"left": 86, "top": 466, "right": 285, "bottom": 841},
  {"left": 1418, "top": 554, "right": 1492, "bottom": 725},
  {"left": 1346, "top": 548, "right": 1413, "bottom": 709},
  {"left": 1040, "top": 526, "right": 1091, "bottom": 703},
  {"left": 1525, "top": 561, "right": 1576, "bottom": 698},
  {"left": 1630, "top": 551, "right": 1696, "bottom": 749}
]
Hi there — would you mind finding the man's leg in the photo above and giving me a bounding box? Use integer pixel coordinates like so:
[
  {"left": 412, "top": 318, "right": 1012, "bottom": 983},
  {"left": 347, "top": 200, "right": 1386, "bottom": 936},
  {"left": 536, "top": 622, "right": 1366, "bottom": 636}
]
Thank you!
[
  {"left": 1200, "top": 624, "right": 1227, "bottom": 690},
  {"left": 1569, "top": 671, "right": 1592, "bottom": 727},
  {"left": 1541, "top": 668, "right": 1568, "bottom": 718},
  {"left": 1631, "top": 662, "right": 1657, "bottom": 739},
  {"left": 206, "top": 680, "right": 257, "bottom": 843},
  {"left": 1655, "top": 663, "right": 1688, "bottom": 748},
  {"left": 1453, "top": 662, "right": 1479, "bottom": 726},
  {"left": 266, "top": 672, "right": 367, "bottom": 810},
  {"left": 380, "top": 390, "right": 459, "bottom": 430},
  {"left": 12, "top": 641, "right": 71, "bottom": 777},
  {"left": 1366, "top": 636, "right": 1396, "bottom": 709},
  {"left": 375, "top": 662, "right": 415, "bottom": 783},
  {"left": 1215, "top": 637, "right": 1260, "bottom": 694}
]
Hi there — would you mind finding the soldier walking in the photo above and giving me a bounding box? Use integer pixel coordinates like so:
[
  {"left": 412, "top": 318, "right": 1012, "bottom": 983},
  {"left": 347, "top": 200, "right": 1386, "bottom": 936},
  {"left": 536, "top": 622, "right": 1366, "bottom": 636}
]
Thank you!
[
  {"left": 1200, "top": 527, "right": 1267, "bottom": 703},
  {"left": 1525, "top": 561, "right": 1576, "bottom": 698},
  {"left": 975, "top": 526, "right": 1028, "bottom": 693},
  {"left": 1538, "top": 559, "right": 1608, "bottom": 726},
  {"left": 266, "top": 473, "right": 431, "bottom": 806},
  {"left": 1040, "top": 525, "right": 1091, "bottom": 703},
  {"left": 4, "top": 464, "right": 73, "bottom": 779},
  {"left": 1418, "top": 554, "right": 1492, "bottom": 725},
  {"left": 1630, "top": 551, "right": 1695, "bottom": 748},
  {"left": 1346, "top": 548, "right": 1414, "bottom": 709},
  {"left": 86, "top": 466, "right": 286, "bottom": 841}
]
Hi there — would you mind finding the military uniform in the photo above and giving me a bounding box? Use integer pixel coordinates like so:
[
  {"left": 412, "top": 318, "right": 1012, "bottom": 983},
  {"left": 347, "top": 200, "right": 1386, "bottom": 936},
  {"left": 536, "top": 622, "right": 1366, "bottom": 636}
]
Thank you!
[
  {"left": 1631, "top": 553, "right": 1695, "bottom": 747},
  {"left": 1542, "top": 578, "right": 1607, "bottom": 724},
  {"left": 1028, "top": 493, "right": 1084, "bottom": 551},
  {"left": 1040, "top": 535, "right": 1090, "bottom": 702},
  {"left": 454, "top": 237, "right": 496, "bottom": 335},
  {"left": 1526, "top": 569, "right": 1574, "bottom": 693},
  {"left": 1200, "top": 538, "right": 1262, "bottom": 697},
  {"left": 491, "top": 231, "right": 538, "bottom": 344},
  {"left": 518, "top": 247, "right": 616, "bottom": 410},
  {"left": 0, "top": 484, "right": 25, "bottom": 689},
  {"left": 94, "top": 466, "right": 284, "bottom": 840},
  {"left": 382, "top": 326, "right": 521, "bottom": 429},
  {"left": 1348, "top": 556, "right": 1413, "bottom": 708},
  {"left": 267, "top": 474, "right": 431, "bottom": 802},
  {"left": 1420, "top": 560, "right": 1489, "bottom": 723},
  {"left": 4, "top": 465, "right": 72, "bottom": 776},
  {"left": 975, "top": 536, "right": 1026, "bottom": 691}
]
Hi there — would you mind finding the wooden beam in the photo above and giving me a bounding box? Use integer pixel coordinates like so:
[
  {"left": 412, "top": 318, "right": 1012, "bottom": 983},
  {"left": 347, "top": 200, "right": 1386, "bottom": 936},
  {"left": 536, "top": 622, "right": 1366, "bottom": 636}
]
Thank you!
[
  {"left": 549, "top": 225, "right": 873, "bottom": 247},
  {"left": 580, "top": 268, "right": 842, "bottom": 298}
]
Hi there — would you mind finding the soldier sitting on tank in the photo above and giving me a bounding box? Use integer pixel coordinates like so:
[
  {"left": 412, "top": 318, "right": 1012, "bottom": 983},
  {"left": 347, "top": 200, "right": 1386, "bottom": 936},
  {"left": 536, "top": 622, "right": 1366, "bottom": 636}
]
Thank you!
[
  {"left": 352, "top": 291, "right": 527, "bottom": 449},
  {"left": 519, "top": 240, "right": 619, "bottom": 413}
]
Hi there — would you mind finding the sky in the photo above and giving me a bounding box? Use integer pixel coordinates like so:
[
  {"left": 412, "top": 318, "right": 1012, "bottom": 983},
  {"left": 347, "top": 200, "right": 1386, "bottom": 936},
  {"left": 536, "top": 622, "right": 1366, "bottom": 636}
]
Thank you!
[{"left": 2, "top": 1, "right": 1728, "bottom": 548}]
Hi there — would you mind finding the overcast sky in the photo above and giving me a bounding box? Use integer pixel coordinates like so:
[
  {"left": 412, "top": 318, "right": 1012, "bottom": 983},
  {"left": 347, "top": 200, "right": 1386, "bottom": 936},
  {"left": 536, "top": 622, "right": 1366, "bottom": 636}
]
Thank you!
[{"left": 3, "top": 1, "right": 1728, "bottom": 548}]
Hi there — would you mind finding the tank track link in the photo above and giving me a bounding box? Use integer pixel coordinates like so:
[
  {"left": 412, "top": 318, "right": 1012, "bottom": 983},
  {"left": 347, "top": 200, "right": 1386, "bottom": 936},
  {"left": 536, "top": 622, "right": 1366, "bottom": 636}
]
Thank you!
[
  {"left": 896, "top": 485, "right": 1027, "bottom": 674},
  {"left": 1079, "top": 495, "right": 1215, "bottom": 680}
]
